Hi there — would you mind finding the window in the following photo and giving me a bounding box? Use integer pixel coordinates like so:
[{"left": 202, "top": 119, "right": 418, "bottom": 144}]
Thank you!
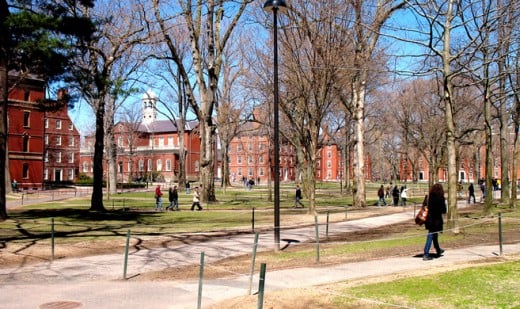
[
  {"left": 22, "top": 163, "right": 29, "bottom": 179},
  {"left": 69, "top": 123, "right": 73, "bottom": 130},
  {"left": 327, "top": 160, "right": 332, "bottom": 168},
  {"left": 56, "top": 136, "right": 62, "bottom": 146},
  {"left": 327, "top": 151, "right": 332, "bottom": 158},
  {"left": 45, "top": 135, "right": 49, "bottom": 145},
  {"left": 45, "top": 119, "right": 49, "bottom": 128},
  {"left": 83, "top": 162, "right": 88, "bottom": 172},
  {"left": 118, "top": 162, "right": 123, "bottom": 174},
  {"left": 24, "top": 90, "right": 30, "bottom": 101},
  {"left": 157, "top": 159, "right": 162, "bottom": 171},
  {"left": 166, "top": 159, "right": 171, "bottom": 171},
  {"left": 117, "top": 137, "right": 123, "bottom": 147},
  {"left": 127, "top": 162, "right": 132, "bottom": 172},
  {"left": 259, "top": 155, "right": 264, "bottom": 164},
  {"left": 138, "top": 159, "right": 144, "bottom": 171},
  {"left": 248, "top": 143, "right": 252, "bottom": 151},
  {"left": 149, "top": 137, "right": 153, "bottom": 147},
  {"left": 168, "top": 137, "right": 173, "bottom": 146},
  {"left": 56, "top": 152, "right": 62, "bottom": 163},
  {"left": 147, "top": 159, "right": 152, "bottom": 171},
  {"left": 159, "top": 137, "right": 164, "bottom": 147},
  {"left": 248, "top": 168, "right": 253, "bottom": 176},
  {"left": 237, "top": 156, "right": 242, "bottom": 164},
  {"left": 68, "top": 152, "right": 74, "bottom": 163},
  {"left": 237, "top": 144, "right": 242, "bottom": 151},
  {"left": 237, "top": 167, "right": 242, "bottom": 176},
  {"left": 259, "top": 167, "right": 264, "bottom": 176},
  {"left": 56, "top": 120, "right": 62, "bottom": 129},
  {"left": 23, "top": 111, "right": 30, "bottom": 127},
  {"left": 259, "top": 143, "right": 265, "bottom": 151},
  {"left": 248, "top": 156, "right": 253, "bottom": 164},
  {"left": 69, "top": 137, "right": 74, "bottom": 147},
  {"left": 44, "top": 169, "right": 49, "bottom": 180},
  {"left": 44, "top": 152, "right": 49, "bottom": 162},
  {"left": 23, "top": 135, "right": 29, "bottom": 152},
  {"left": 68, "top": 168, "right": 74, "bottom": 180}
]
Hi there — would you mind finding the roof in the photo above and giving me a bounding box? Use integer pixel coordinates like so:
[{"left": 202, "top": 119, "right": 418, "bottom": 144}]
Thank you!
[{"left": 138, "top": 119, "right": 199, "bottom": 133}]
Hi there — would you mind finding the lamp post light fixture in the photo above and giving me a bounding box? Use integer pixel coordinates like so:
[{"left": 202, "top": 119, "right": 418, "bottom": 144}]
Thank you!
[{"left": 264, "top": 0, "right": 287, "bottom": 251}]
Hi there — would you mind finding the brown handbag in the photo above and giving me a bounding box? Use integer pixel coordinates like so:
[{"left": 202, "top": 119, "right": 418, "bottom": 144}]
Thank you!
[{"left": 415, "top": 195, "right": 428, "bottom": 225}]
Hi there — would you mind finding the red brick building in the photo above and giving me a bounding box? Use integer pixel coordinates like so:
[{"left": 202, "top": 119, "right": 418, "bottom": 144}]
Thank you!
[
  {"left": 228, "top": 124, "right": 296, "bottom": 184},
  {"left": 79, "top": 91, "right": 202, "bottom": 183},
  {"left": 8, "top": 75, "right": 80, "bottom": 189}
]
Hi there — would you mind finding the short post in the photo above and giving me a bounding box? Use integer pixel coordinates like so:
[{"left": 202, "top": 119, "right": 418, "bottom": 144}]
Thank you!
[
  {"left": 249, "top": 232, "right": 260, "bottom": 295},
  {"left": 123, "top": 229, "right": 131, "bottom": 279},
  {"left": 498, "top": 212, "right": 503, "bottom": 256},
  {"left": 257, "top": 263, "right": 267, "bottom": 309},
  {"left": 197, "top": 252, "right": 205, "bottom": 309},
  {"left": 314, "top": 216, "right": 320, "bottom": 263},
  {"left": 51, "top": 218, "right": 55, "bottom": 261},
  {"left": 252, "top": 207, "right": 255, "bottom": 232},
  {"left": 326, "top": 210, "right": 330, "bottom": 240}
]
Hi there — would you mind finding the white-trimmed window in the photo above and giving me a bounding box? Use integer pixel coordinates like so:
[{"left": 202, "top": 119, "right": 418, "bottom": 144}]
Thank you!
[
  {"left": 147, "top": 159, "right": 152, "bottom": 171},
  {"left": 68, "top": 168, "right": 74, "bottom": 180},
  {"left": 56, "top": 136, "right": 62, "bottom": 146},
  {"left": 44, "top": 169, "right": 49, "bottom": 180},
  {"left": 166, "top": 159, "right": 171, "bottom": 171},
  {"left": 68, "top": 152, "right": 74, "bottom": 163},
  {"left": 157, "top": 159, "right": 162, "bottom": 171},
  {"left": 56, "top": 120, "right": 62, "bottom": 129},
  {"left": 45, "top": 118, "right": 49, "bottom": 129},
  {"left": 45, "top": 135, "right": 49, "bottom": 145},
  {"left": 56, "top": 152, "right": 62, "bottom": 163},
  {"left": 138, "top": 159, "right": 144, "bottom": 171},
  {"left": 83, "top": 162, "right": 88, "bottom": 172},
  {"left": 69, "top": 137, "right": 74, "bottom": 147}
]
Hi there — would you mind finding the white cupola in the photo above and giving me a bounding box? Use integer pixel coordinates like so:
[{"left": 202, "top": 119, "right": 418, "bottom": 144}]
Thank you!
[{"left": 142, "top": 89, "right": 158, "bottom": 124}]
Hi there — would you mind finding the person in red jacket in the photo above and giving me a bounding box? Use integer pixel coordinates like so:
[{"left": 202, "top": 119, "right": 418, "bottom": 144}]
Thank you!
[{"left": 155, "top": 185, "right": 163, "bottom": 211}]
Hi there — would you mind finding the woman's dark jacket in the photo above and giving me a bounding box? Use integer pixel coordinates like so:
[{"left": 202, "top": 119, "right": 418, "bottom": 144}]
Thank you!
[{"left": 426, "top": 194, "right": 447, "bottom": 232}]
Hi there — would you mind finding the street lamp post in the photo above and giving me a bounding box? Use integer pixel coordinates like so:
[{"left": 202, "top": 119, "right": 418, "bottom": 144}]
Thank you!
[{"left": 264, "top": 0, "right": 287, "bottom": 251}]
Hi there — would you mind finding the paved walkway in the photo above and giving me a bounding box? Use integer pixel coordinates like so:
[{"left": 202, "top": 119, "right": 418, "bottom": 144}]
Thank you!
[{"left": 1, "top": 204, "right": 518, "bottom": 308}]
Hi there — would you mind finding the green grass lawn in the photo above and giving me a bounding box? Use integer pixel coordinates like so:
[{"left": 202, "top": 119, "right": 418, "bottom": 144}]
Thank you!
[{"left": 336, "top": 260, "right": 520, "bottom": 308}]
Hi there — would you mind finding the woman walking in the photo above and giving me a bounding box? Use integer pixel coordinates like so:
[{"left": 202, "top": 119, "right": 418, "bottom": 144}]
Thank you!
[{"left": 423, "top": 183, "right": 447, "bottom": 261}]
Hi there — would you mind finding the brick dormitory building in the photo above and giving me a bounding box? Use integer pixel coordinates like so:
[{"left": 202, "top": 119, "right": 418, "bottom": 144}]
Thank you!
[{"left": 6, "top": 74, "right": 80, "bottom": 190}]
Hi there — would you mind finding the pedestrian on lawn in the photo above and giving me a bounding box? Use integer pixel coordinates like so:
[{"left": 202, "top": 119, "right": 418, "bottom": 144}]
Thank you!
[
  {"left": 293, "top": 185, "right": 304, "bottom": 208},
  {"left": 377, "top": 184, "right": 386, "bottom": 206},
  {"left": 167, "top": 185, "right": 179, "bottom": 211},
  {"left": 467, "top": 183, "right": 476, "bottom": 204},
  {"left": 191, "top": 187, "right": 203, "bottom": 211},
  {"left": 155, "top": 185, "right": 163, "bottom": 211}
]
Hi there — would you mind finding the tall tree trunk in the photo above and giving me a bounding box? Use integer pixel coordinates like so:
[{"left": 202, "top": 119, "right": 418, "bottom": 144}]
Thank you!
[
  {"left": 443, "top": 0, "right": 458, "bottom": 231},
  {"left": 90, "top": 98, "right": 106, "bottom": 211},
  {"left": 200, "top": 115, "right": 216, "bottom": 202},
  {"left": 0, "top": 0, "right": 9, "bottom": 219},
  {"left": 352, "top": 82, "right": 367, "bottom": 208}
]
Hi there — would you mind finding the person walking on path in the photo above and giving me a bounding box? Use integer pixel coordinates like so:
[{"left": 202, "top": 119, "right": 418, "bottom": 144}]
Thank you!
[
  {"left": 423, "top": 183, "right": 447, "bottom": 260},
  {"left": 392, "top": 185, "right": 400, "bottom": 206},
  {"left": 190, "top": 187, "right": 202, "bottom": 211},
  {"left": 467, "top": 183, "right": 476, "bottom": 204},
  {"left": 400, "top": 185, "right": 408, "bottom": 206},
  {"left": 185, "top": 181, "right": 190, "bottom": 194},
  {"left": 293, "top": 185, "right": 304, "bottom": 208},
  {"left": 167, "top": 185, "right": 179, "bottom": 211},
  {"left": 155, "top": 185, "right": 163, "bottom": 211},
  {"left": 377, "top": 185, "right": 386, "bottom": 206}
]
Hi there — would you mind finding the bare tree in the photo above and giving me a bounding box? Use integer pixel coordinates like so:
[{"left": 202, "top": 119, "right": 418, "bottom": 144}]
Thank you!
[
  {"left": 339, "top": 0, "right": 405, "bottom": 208},
  {"left": 68, "top": 0, "right": 148, "bottom": 210},
  {"left": 149, "top": 0, "right": 251, "bottom": 202}
]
